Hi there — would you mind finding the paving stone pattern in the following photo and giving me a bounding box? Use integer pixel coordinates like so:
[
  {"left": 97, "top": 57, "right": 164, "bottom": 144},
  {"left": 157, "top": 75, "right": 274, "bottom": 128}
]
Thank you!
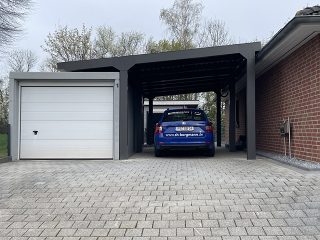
[{"left": 1, "top": 152, "right": 320, "bottom": 240}]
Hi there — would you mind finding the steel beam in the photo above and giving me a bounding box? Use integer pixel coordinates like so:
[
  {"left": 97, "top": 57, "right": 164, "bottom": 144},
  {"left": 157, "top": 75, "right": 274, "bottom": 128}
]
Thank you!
[
  {"left": 246, "top": 55, "right": 256, "bottom": 160},
  {"left": 119, "top": 70, "right": 128, "bottom": 159},
  {"left": 216, "top": 93, "right": 222, "bottom": 147},
  {"left": 147, "top": 98, "right": 154, "bottom": 145},
  {"left": 229, "top": 82, "right": 236, "bottom": 152}
]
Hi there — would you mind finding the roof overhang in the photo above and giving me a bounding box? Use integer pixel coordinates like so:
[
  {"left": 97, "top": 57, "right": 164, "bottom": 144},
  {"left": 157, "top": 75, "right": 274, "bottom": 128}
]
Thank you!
[
  {"left": 58, "top": 42, "right": 260, "bottom": 98},
  {"left": 256, "top": 16, "right": 320, "bottom": 77},
  {"left": 58, "top": 42, "right": 260, "bottom": 72}
]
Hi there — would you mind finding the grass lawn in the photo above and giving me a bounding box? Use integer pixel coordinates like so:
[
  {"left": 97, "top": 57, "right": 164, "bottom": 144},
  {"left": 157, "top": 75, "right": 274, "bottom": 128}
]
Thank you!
[{"left": 0, "top": 134, "right": 7, "bottom": 158}]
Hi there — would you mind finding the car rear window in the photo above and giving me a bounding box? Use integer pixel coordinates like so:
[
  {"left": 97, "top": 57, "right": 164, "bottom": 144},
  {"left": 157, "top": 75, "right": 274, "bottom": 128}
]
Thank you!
[{"left": 162, "top": 110, "right": 206, "bottom": 122}]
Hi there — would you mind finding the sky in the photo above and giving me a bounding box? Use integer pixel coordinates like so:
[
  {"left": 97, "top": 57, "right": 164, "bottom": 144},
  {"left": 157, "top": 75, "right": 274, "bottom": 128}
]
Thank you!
[{"left": 1, "top": 0, "right": 319, "bottom": 73}]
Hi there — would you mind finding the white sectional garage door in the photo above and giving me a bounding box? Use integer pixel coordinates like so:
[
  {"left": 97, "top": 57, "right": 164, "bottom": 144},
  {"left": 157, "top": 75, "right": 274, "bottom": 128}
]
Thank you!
[{"left": 20, "top": 86, "right": 113, "bottom": 159}]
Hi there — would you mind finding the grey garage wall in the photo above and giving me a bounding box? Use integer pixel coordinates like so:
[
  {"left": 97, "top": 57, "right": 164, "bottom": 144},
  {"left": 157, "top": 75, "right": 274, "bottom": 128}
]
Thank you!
[{"left": 9, "top": 72, "right": 120, "bottom": 161}]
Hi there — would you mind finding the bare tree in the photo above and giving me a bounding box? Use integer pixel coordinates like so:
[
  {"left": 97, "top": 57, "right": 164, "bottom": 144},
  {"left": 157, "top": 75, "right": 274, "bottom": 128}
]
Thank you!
[
  {"left": 160, "top": 0, "right": 203, "bottom": 49},
  {"left": 8, "top": 49, "right": 37, "bottom": 72},
  {"left": 0, "top": 78, "right": 9, "bottom": 131},
  {"left": 42, "top": 24, "right": 96, "bottom": 71},
  {"left": 197, "top": 19, "right": 233, "bottom": 47},
  {"left": 0, "top": 0, "right": 32, "bottom": 49},
  {"left": 94, "top": 26, "right": 116, "bottom": 58},
  {"left": 111, "top": 31, "right": 145, "bottom": 57},
  {"left": 0, "top": 48, "right": 36, "bottom": 129},
  {"left": 42, "top": 25, "right": 146, "bottom": 70}
]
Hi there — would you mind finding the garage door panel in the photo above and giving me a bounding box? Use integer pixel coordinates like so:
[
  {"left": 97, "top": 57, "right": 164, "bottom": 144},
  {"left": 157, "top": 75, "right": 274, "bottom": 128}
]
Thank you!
[
  {"left": 20, "top": 140, "right": 113, "bottom": 159},
  {"left": 20, "top": 86, "right": 114, "bottom": 159},
  {"left": 22, "top": 87, "right": 113, "bottom": 103},
  {"left": 21, "top": 121, "right": 113, "bottom": 140},
  {"left": 21, "top": 102, "right": 113, "bottom": 112},
  {"left": 21, "top": 111, "right": 113, "bottom": 121}
]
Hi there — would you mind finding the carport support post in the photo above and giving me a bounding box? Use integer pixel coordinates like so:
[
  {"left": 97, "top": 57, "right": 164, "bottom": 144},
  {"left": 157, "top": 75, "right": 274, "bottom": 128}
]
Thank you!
[
  {"left": 246, "top": 55, "right": 256, "bottom": 160},
  {"left": 229, "top": 82, "right": 236, "bottom": 152},
  {"left": 147, "top": 97, "right": 154, "bottom": 145},
  {"left": 216, "top": 92, "right": 221, "bottom": 147},
  {"left": 119, "top": 70, "right": 129, "bottom": 160}
]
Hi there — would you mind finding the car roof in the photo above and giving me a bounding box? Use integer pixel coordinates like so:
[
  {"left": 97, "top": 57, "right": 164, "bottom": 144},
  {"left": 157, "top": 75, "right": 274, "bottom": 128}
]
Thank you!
[{"left": 164, "top": 108, "right": 204, "bottom": 113}]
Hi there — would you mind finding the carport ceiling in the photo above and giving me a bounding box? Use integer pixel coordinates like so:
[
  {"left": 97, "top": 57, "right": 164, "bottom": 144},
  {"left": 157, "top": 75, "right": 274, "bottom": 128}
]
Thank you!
[{"left": 130, "top": 53, "right": 246, "bottom": 98}]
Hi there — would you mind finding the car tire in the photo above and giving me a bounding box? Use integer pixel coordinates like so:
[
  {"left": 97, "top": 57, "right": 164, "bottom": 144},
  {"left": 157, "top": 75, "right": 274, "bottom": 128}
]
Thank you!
[
  {"left": 206, "top": 146, "right": 215, "bottom": 157},
  {"left": 155, "top": 148, "right": 162, "bottom": 157}
]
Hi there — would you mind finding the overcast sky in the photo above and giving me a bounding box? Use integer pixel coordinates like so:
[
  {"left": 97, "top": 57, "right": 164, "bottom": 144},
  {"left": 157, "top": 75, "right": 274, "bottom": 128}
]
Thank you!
[{"left": 1, "top": 0, "right": 319, "bottom": 73}]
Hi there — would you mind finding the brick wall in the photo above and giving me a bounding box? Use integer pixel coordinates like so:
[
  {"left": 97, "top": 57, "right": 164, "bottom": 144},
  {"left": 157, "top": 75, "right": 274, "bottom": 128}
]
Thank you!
[
  {"left": 223, "top": 89, "right": 247, "bottom": 145},
  {"left": 236, "top": 90, "right": 246, "bottom": 141},
  {"left": 256, "top": 34, "right": 320, "bottom": 162},
  {"left": 224, "top": 98, "right": 229, "bottom": 144}
]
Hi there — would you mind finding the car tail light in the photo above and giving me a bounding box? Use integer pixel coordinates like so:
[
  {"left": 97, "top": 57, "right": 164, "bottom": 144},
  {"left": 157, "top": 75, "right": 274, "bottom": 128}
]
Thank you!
[
  {"left": 206, "top": 122, "right": 214, "bottom": 133},
  {"left": 155, "top": 123, "right": 163, "bottom": 134}
]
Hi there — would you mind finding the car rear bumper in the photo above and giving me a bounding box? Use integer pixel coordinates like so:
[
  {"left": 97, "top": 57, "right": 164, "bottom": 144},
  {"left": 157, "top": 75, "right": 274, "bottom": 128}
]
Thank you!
[{"left": 155, "top": 142, "right": 214, "bottom": 150}]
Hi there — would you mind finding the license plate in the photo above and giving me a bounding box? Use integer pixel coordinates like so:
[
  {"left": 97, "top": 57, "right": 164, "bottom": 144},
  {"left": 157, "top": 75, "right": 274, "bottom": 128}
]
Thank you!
[{"left": 175, "top": 126, "right": 194, "bottom": 131}]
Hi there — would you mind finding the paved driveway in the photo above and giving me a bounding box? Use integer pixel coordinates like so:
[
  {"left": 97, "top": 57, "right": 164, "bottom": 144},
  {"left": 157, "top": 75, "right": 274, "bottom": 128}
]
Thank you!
[{"left": 0, "top": 149, "right": 320, "bottom": 240}]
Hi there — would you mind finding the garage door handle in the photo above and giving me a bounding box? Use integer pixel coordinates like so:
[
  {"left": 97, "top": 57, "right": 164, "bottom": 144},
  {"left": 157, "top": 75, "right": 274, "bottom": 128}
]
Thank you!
[{"left": 33, "top": 130, "right": 38, "bottom": 135}]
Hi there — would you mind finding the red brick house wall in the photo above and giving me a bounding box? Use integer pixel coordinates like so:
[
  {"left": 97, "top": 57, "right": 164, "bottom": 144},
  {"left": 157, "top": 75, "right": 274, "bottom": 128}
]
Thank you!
[
  {"left": 256, "top": 34, "right": 320, "bottom": 162},
  {"left": 236, "top": 90, "right": 246, "bottom": 141},
  {"left": 224, "top": 98, "right": 229, "bottom": 144},
  {"left": 223, "top": 89, "right": 246, "bottom": 145}
]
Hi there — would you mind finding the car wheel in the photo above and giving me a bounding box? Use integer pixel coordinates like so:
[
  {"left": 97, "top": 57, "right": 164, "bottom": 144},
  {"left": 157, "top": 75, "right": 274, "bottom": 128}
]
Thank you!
[
  {"left": 155, "top": 148, "right": 162, "bottom": 157},
  {"left": 206, "top": 146, "right": 215, "bottom": 157}
]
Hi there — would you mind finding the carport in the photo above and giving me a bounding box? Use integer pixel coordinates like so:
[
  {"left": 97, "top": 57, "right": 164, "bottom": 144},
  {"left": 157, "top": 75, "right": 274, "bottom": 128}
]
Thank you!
[{"left": 58, "top": 42, "right": 261, "bottom": 160}]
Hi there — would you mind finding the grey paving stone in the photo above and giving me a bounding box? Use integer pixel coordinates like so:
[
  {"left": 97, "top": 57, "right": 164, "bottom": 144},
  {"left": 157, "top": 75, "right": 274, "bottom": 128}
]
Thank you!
[
  {"left": 194, "top": 228, "right": 212, "bottom": 236},
  {"left": 160, "top": 228, "right": 177, "bottom": 237},
  {"left": 55, "top": 221, "right": 75, "bottom": 229},
  {"left": 263, "top": 227, "right": 283, "bottom": 236},
  {"left": 219, "top": 220, "right": 235, "bottom": 228},
  {"left": 177, "top": 228, "right": 194, "bottom": 237},
  {"left": 137, "top": 221, "right": 154, "bottom": 228},
  {"left": 228, "top": 227, "right": 247, "bottom": 236},
  {"left": 244, "top": 227, "right": 265, "bottom": 236},
  {"left": 299, "top": 226, "right": 319, "bottom": 235},
  {"left": 57, "top": 229, "right": 77, "bottom": 237},
  {"left": 268, "top": 219, "right": 287, "bottom": 227},
  {"left": 143, "top": 229, "right": 160, "bottom": 237},
  {"left": 202, "top": 220, "right": 219, "bottom": 228},
  {"left": 169, "top": 220, "right": 185, "bottom": 228},
  {"left": 23, "top": 229, "right": 44, "bottom": 237},
  {"left": 186, "top": 220, "right": 202, "bottom": 228},
  {"left": 39, "top": 221, "right": 59, "bottom": 229},
  {"left": 281, "top": 227, "right": 303, "bottom": 236},
  {"left": 74, "top": 229, "right": 93, "bottom": 237},
  {"left": 40, "top": 229, "right": 60, "bottom": 237},
  {"left": 108, "top": 229, "right": 126, "bottom": 237},
  {"left": 125, "top": 229, "right": 143, "bottom": 237},
  {"left": 120, "top": 221, "right": 138, "bottom": 229},
  {"left": 234, "top": 220, "right": 252, "bottom": 228},
  {"left": 211, "top": 227, "right": 229, "bottom": 236}
]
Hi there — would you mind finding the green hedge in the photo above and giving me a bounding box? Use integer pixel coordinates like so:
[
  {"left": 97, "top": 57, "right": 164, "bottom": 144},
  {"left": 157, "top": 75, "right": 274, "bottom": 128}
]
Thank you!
[{"left": 0, "top": 134, "right": 7, "bottom": 158}]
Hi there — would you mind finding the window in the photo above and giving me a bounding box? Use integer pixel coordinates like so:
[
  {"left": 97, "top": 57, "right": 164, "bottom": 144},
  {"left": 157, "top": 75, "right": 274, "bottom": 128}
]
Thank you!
[{"left": 162, "top": 110, "right": 206, "bottom": 122}]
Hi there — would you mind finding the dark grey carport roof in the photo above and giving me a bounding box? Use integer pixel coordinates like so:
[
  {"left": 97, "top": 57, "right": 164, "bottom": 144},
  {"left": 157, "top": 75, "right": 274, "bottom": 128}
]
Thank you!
[{"left": 58, "top": 42, "right": 261, "bottom": 98}]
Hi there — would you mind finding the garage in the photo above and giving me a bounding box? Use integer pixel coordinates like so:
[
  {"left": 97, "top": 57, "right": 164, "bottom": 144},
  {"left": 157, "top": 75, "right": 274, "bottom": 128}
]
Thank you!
[{"left": 9, "top": 72, "right": 120, "bottom": 160}]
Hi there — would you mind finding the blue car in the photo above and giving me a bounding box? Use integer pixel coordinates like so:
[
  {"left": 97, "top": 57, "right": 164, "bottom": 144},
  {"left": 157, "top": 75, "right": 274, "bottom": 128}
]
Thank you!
[{"left": 154, "top": 109, "right": 215, "bottom": 157}]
